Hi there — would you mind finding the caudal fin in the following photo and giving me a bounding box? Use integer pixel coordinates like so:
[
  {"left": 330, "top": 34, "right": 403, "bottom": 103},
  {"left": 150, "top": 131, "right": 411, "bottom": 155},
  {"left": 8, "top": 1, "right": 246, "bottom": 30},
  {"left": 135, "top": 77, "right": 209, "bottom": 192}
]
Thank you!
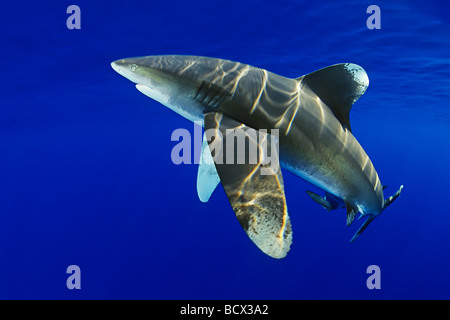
[
  {"left": 350, "top": 185, "right": 404, "bottom": 243},
  {"left": 383, "top": 185, "right": 404, "bottom": 210},
  {"left": 350, "top": 215, "right": 375, "bottom": 243}
]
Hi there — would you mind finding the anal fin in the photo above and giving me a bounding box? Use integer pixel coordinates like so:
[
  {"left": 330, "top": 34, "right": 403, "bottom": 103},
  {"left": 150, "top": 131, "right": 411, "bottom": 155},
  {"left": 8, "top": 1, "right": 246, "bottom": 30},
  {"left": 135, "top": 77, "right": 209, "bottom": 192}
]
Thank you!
[{"left": 345, "top": 201, "right": 358, "bottom": 226}]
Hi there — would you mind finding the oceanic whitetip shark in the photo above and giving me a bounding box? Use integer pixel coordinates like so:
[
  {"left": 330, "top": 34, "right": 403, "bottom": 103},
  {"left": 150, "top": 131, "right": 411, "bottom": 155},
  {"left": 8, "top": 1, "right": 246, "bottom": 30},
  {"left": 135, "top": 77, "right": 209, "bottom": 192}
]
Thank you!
[{"left": 111, "top": 55, "right": 403, "bottom": 259}]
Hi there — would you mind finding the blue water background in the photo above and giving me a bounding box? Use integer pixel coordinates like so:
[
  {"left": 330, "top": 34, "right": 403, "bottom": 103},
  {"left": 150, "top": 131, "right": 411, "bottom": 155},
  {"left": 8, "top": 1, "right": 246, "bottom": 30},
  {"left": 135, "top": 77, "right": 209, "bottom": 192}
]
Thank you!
[{"left": 1, "top": 0, "right": 450, "bottom": 299}]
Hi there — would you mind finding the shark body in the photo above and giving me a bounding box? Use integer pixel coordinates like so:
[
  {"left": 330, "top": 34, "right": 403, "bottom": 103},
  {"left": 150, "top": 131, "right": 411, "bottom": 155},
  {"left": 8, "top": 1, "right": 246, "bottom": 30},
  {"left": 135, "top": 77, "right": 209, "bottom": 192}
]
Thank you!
[{"left": 111, "top": 55, "right": 403, "bottom": 258}]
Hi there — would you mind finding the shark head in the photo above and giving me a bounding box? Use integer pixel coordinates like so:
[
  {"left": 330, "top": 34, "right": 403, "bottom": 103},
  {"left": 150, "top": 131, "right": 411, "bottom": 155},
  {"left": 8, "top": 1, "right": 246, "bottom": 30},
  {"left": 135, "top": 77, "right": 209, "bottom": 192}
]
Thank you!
[{"left": 111, "top": 55, "right": 212, "bottom": 122}]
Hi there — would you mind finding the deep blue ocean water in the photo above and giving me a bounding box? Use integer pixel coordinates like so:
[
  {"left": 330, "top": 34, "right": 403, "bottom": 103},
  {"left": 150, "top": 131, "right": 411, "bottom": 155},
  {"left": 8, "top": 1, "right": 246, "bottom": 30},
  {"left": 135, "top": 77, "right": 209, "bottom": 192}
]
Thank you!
[{"left": 1, "top": 0, "right": 450, "bottom": 299}]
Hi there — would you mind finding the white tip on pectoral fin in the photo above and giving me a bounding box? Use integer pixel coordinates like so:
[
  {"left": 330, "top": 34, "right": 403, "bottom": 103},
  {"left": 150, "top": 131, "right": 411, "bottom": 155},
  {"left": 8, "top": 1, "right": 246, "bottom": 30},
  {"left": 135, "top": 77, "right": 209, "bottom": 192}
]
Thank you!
[{"left": 197, "top": 133, "right": 220, "bottom": 202}]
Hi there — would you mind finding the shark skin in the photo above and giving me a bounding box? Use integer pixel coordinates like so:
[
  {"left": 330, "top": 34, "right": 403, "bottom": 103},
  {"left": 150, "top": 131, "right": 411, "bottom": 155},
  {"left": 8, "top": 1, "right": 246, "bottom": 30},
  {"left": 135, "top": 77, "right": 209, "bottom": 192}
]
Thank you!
[{"left": 111, "top": 55, "right": 403, "bottom": 258}]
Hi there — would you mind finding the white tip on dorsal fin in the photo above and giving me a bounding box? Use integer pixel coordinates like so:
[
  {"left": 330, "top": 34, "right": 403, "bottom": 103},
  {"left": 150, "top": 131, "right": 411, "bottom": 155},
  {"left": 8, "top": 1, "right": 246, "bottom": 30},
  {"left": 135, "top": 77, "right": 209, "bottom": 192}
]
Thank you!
[
  {"left": 197, "top": 133, "right": 220, "bottom": 202},
  {"left": 299, "top": 63, "right": 369, "bottom": 132}
]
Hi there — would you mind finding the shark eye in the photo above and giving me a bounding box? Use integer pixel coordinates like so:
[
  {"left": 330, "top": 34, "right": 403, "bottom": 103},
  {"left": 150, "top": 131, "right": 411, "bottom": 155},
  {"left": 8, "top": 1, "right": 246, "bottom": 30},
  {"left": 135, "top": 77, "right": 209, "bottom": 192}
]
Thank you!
[{"left": 130, "top": 64, "right": 138, "bottom": 72}]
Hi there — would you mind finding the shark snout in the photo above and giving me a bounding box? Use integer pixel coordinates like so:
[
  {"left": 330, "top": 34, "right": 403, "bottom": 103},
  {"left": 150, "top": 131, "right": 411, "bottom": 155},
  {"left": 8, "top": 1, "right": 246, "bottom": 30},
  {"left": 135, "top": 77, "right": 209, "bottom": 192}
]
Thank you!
[
  {"left": 111, "top": 59, "right": 144, "bottom": 84},
  {"left": 111, "top": 59, "right": 128, "bottom": 76}
]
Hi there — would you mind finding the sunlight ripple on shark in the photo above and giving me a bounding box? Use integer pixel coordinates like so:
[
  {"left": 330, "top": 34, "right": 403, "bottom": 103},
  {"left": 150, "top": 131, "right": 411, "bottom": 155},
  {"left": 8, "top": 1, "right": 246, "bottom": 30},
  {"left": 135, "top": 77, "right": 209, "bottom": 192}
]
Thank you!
[{"left": 111, "top": 55, "right": 403, "bottom": 258}]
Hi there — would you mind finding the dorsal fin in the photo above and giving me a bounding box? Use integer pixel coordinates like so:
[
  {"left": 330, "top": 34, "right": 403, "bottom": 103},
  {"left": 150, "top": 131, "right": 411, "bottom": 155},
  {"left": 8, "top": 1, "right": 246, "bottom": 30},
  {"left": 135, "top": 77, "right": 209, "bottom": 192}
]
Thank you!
[{"left": 298, "top": 63, "right": 369, "bottom": 132}]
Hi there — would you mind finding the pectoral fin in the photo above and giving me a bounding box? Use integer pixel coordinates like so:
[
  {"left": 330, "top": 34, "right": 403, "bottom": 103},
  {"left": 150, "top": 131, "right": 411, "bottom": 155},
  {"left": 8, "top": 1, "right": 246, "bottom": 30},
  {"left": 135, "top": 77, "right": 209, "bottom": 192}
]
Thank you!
[
  {"left": 197, "top": 133, "right": 220, "bottom": 203},
  {"left": 204, "top": 112, "right": 292, "bottom": 259}
]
